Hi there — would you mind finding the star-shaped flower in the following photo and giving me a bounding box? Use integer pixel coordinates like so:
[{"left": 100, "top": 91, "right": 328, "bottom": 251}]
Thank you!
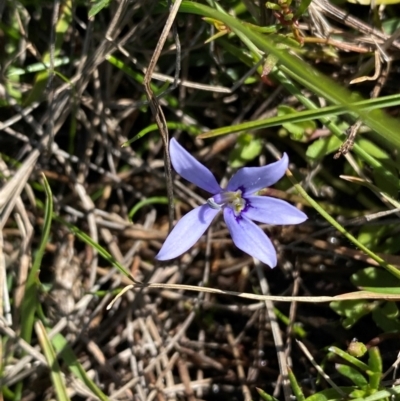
[{"left": 156, "top": 138, "right": 307, "bottom": 267}]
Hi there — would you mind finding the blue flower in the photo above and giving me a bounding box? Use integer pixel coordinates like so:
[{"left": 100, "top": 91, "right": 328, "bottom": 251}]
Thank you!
[{"left": 156, "top": 138, "right": 307, "bottom": 267}]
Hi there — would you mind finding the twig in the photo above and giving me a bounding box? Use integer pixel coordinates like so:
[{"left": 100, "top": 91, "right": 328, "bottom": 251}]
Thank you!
[
  {"left": 334, "top": 120, "right": 362, "bottom": 158},
  {"left": 296, "top": 340, "right": 346, "bottom": 397},
  {"left": 143, "top": 0, "right": 183, "bottom": 230},
  {"left": 255, "top": 262, "right": 292, "bottom": 401},
  {"left": 312, "top": 0, "right": 400, "bottom": 50},
  {"left": 226, "top": 323, "right": 252, "bottom": 401}
]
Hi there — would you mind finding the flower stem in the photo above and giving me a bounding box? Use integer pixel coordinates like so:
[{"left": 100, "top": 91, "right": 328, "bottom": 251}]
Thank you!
[{"left": 286, "top": 169, "right": 400, "bottom": 280}]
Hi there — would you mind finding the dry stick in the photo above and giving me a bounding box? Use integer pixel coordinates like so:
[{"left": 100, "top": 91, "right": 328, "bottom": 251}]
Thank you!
[
  {"left": 45, "top": 0, "right": 60, "bottom": 152},
  {"left": 196, "top": 228, "right": 213, "bottom": 399},
  {"left": 313, "top": 0, "right": 400, "bottom": 50},
  {"left": 361, "top": 19, "right": 400, "bottom": 83},
  {"left": 334, "top": 120, "right": 363, "bottom": 158},
  {"left": 285, "top": 270, "right": 301, "bottom": 369},
  {"left": 155, "top": 354, "right": 181, "bottom": 400},
  {"left": 247, "top": 310, "right": 263, "bottom": 384},
  {"left": 369, "top": 42, "right": 391, "bottom": 101},
  {"left": 0, "top": 156, "right": 36, "bottom": 326},
  {"left": 350, "top": 51, "right": 382, "bottom": 85},
  {"left": 110, "top": 310, "right": 196, "bottom": 398},
  {"left": 13, "top": 198, "right": 34, "bottom": 325},
  {"left": 382, "top": 351, "right": 400, "bottom": 381},
  {"left": 335, "top": 43, "right": 391, "bottom": 158},
  {"left": 128, "top": 317, "right": 147, "bottom": 400},
  {"left": 111, "top": 282, "right": 400, "bottom": 307},
  {"left": 147, "top": 316, "right": 176, "bottom": 398},
  {"left": 296, "top": 340, "right": 346, "bottom": 397},
  {"left": 177, "top": 358, "right": 196, "bottom": 401},
  {"left": 143, "top": 0, "right": 182, "bottom": 230},
  {"left": 0, "top": 151, "right": 39, "bottom": 229},
  {"left": 75, "top": 183, "right": 99, "bottom": 289},
  {"left": 255, "top": 262, "right": 292, "bottom": 401},
  {"left": 0, "top": 317, "right": 47, "bottom": 366},
  {"left": 226, "top": 323, "right": 253, "bottom": 401},
  {"left": 304, "top": 36, "right": 370, "bottom": 53},
  {"left": 0, "top": 231, "right": 9, "bottom": 326}
]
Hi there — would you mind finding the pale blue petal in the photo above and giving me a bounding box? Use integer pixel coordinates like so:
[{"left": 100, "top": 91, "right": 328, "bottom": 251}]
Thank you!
[
  {"left": 223, "top": 208, "right": 277, "bottom": 267},
  {"left": 156, "top": 204, "right": 219, "bottom": 260},
  {"left": 170, "top": 138, "right": 221, "bottom": 194},
  {"left": 244, "top": 196, "right": 307, "bottom": 225},
  {"left": 226, "top": 153, "right": 288, "bottom": 195}
]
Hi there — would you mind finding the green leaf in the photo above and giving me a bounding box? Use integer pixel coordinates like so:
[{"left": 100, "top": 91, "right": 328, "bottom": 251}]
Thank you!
[
  {"left": 351, "top": 385, "right": 400, "bottom": 401},
  {"left": 306, "top": 135, "right": 342, "bottom": 160},
  {"left": 256, "top": 388, "right": 280, "bottom": 401},
  {"left": 358, "top": 137, "right": 399, "bottom": 196},
  {"left": 278, "top": 105, "right": 316, "bottom": 141},
  {"left": 367, "top": 347, "right": 382, "bottom": 392},
  {"left": 336, "top": 364, "right": 368, "bottom": 387},
  {"left": 330, "top": 300, "right": 379, "bottom": 328},
  {"left": 382, "top": 18, "right": 400, "bottom": 34},
  {"left": 351, "top": 267, "right": 400, "bottom": 289},
  {"left": 89, "top": 0, "right": 111, "bottom": 18},
  {"left": 357, "top": 225, "right": 390, "bottom": 250},
  {"left": 372, "top": 303, "right": 400, "bottom": 332},
  {"left": 328, "top": 346, "right": 370, "bottom": 372},
  {"left": 228, "top": 133, "right": 262, "bottom": 168},
  {"left": 305, "top": 387, "right": 356, "bottom": 401},
  {"left": 288, "top": 368, "right": 305, "bottom": 401},
  {"left": 295, "top": 0, "right": 313, "bottom": 17}
]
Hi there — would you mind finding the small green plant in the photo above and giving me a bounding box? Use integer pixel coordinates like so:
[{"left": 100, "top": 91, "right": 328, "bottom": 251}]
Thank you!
[{"left": 258, "top": 343, "right": 400, "bottom": 401}]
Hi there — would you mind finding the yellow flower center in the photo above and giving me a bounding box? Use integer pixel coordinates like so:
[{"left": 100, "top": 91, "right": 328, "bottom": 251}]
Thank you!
[{"left": 207, "top": 190, "right": 246, "bottom": 216}]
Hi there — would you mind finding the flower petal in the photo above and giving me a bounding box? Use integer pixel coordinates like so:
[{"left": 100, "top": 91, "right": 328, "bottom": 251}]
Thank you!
[
  {"left": 170, "top": 138, "right": 221, "bottom": 194},
  {"left": 156, "top": 204, "right": 219, "bottom": 260},
  {"left": 226, "top": 153, "right": 288, "bottom": 195},
  {"left": 244, "top": 196, "right": 307, "bottom": 225},
  {"left": 223, "top": 208, "right": 277, "bottom": 267}
]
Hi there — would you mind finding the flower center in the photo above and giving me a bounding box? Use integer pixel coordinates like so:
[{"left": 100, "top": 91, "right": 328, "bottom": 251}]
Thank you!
[{"left": 207, "top": 190, "right": 246, "bottom": 215}]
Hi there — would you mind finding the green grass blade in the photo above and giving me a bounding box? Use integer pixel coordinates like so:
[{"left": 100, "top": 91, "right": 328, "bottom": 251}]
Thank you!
[
  {"left": 328, "top": 346, "right": 370, "bottom": 372},
  {"left": 350, "top": 385, "right": 400, "bottom": 401},
  {"left": 368, "top": 347, "right": 383, "bottom": 391},
  {"left": 287, "top": 170, "right": 400, "bottom": 279},
  {"left": 288, "top": 367, "right": 306, "bottom": 401},
  {"left": 7, "top": 57, "right": 70, "bottom": 77},
  {"left": 57, "top": 217, "right": 133, "bottom": 280},
  {"left": 24, "top": 0, "right": 72, "bottom": 105},
  {"left": 179, "top": 1, "right": 400, "bottom": 151},
  {"left": 35, "top": 321, "right": 70, "bottom": 401},
  {"left": 256, "top": 387, "right": 280, "bottom": 401},
  {"left": 200, "top": 94, "right": 400, "bottom": 138},
  {"left": 31, "top": 188, "right": 134, "bottom": 282},
  {"left": 51, "top": 333, "right": 110, "bottom": 401},
  {"left": 202, "top": 28, "right": 400, "bottom": 190},
  {"left": 129, "top": 196, "right": 170, "bottom": 219},
  {"left": 20, "top": 174, "right": 53, "bottom": 345},
  {"left": 123, "top": 122, "right": 201, "bottom": 147}
]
